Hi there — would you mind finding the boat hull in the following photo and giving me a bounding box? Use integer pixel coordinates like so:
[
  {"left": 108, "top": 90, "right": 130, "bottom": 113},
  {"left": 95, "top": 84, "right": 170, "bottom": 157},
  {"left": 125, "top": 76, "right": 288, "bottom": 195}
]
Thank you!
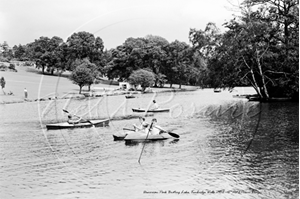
[
  {"left": 113, "top": 130, "right": 132, "bottom": 141},
  {"left": 46, "top": 119, "right": 109, "bottom": 130},
  {"left": 124, "top": 132, "right": 171, "bottom": 141},
  {"left": 132, "top": 108, "right": 170, "bottom": 113}
]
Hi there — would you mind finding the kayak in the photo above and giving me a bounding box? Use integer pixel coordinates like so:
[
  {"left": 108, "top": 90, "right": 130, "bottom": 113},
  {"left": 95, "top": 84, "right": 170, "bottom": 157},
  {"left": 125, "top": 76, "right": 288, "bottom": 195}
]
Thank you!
[
  {"left": 125, "top": 95, "right": 135, "bottom": 99},
  {"left": 113, "top": 125, "right": 180, "bottom": 141},
  {"left": 46, "top": 119, "right": 109, "bottom": 130},
  {"left": 124, "top": 132, "right": 172, "bottom": 141},
  {"left": 132, "top": 108, "right": 170, "bottom": 113}
]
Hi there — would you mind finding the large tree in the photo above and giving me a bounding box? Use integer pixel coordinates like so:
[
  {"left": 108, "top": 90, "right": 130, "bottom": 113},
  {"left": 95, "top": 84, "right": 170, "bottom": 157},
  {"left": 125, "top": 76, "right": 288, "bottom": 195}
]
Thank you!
[
  {"left": 72, "top": 58, "right": 100, "bottom": 91},
  {"left": 189, "top": 0, "right": 298, "bottom": 100},
  {"left": 28, "top": 36, "right": 64, "bottom": 74},
  {"left": 66, "top": 31, "right": 104, "bottom": 70},
  {"left": 70, "top": 64, "right": 94, "bottom": 94},
  {"left": 163, "top": 40, "right": 197, "bottom": 88}
]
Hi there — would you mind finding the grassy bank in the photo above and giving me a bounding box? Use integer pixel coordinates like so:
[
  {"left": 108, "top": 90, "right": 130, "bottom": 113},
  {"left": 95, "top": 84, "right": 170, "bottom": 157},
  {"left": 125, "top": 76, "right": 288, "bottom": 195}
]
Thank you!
[{"left": 0, "top": 65, "right": 199, "bottom": 104}]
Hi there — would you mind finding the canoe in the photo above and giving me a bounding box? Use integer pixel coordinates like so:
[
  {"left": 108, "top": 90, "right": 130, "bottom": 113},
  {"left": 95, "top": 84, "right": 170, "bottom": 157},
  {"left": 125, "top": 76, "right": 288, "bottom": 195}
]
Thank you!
[
  {"left": 125, "top": 95, "right": 135, "bottom": 99},
  {"left": 132, "top": 108, "right": 170, "bottom": 113},
  {"left": 214, "top": 88, "right": 221, "bottom": 93},
  {"left": 46, "top": 119, "right": 109, "bottom": 130},
  {"left": 124, "top": 132, "right": 172, "bottom": 141}
]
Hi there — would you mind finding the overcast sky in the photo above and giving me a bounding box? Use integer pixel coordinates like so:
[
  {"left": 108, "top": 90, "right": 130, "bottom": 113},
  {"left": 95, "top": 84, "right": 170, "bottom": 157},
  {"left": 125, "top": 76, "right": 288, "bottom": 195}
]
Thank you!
[{"left": 1, "top": 0, "right": 240, "bottom": 49}]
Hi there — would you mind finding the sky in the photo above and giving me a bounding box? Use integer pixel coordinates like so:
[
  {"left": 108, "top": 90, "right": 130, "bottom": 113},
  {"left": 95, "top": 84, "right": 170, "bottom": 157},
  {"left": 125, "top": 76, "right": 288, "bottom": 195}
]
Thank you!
[{"left": 1, "top": 0, "right": 240, "bottom": 49}]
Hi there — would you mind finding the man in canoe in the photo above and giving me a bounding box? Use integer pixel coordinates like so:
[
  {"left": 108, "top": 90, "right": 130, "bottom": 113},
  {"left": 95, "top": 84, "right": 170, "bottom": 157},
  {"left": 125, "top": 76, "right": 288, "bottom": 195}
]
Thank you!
[
  {"left": 67, "top": 114, "right": 88, "bottom": 124},
  {"left": 147, "top": 118, "right": 164, "bottom": 135},
  {"left": 133, "top": 117, "right": 149, "bottom": 132},
  {"left": 151, "top": 100, "right": 159, "bottom": 110}
]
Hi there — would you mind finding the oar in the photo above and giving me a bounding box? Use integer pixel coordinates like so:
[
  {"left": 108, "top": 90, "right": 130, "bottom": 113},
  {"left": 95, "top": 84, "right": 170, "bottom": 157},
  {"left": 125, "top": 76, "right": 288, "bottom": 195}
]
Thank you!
[
  {"left": 154, "top": 126, "right": 180, "bottom": 139},
  {"left": 165, "top": 131, "right": 180, "bottom": 139},
  {"left": 138, "top": 121, "right": 154, "bottom": 164},
  {"left": 123, "top": 128, "right": 136, "bottom": 132}
]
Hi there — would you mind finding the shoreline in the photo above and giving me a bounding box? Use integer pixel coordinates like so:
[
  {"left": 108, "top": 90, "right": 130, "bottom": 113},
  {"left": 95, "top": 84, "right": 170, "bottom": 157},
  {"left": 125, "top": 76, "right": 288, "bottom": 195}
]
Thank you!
[
  {"left": 0, "top": 86, "right": 199, "bottom": 105},
  {"left": 0, "top": 64, "right": 200, "bottom": 105}
]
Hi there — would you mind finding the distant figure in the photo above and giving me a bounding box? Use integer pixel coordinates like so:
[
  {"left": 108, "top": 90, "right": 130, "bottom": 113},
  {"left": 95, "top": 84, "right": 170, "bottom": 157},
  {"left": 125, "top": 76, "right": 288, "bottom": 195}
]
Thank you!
[
  {"left": 151, "top": 100, "right": 159, "bottom": 110},
  {"left": 133, "top": 117, "right": 149, "bottom": 133},
  {"left": 24, "top": 88, "right": 28, "bottom": 98}
]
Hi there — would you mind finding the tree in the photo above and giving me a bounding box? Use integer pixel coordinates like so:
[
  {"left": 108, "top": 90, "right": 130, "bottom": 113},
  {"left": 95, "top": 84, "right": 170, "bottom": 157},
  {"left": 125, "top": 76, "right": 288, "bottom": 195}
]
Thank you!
[
  {"left": 0, "top": 77, "right": 5, "bottom": 94},
  {"left": 189, "top": 1, "right": 298, "bottom": 100},
  {"left": 163, "top": 40, "right": 197, "bottom": 88},
  {"left": 128, "top": 69, "right": 155, "bottom": 91},
  {"left": 0, "top": 41, "right": 13, "bottom": 61},
  {"left": 66, "top": 31, "right": 104, "bottom": 70},
  {"left": 72, "top": 58, "right": 100, "bottom": 91},
  {"left": 105, "top": 35, "right": 169, "bottom": 84},
  {"left": 27, "top": 36, "right": 64, "bottom": 74},
  {"left": 13, "top": 44, "right": 26, "bottom": 60},
  {"left": 70, "top": 65, "right": 94, "bottom": 94}
]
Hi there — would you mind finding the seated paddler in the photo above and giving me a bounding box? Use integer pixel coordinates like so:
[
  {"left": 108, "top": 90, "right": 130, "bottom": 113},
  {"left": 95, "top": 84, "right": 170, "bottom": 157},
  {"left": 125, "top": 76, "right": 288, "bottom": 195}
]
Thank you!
[{"left": 67, "top": 114, "right": 87, "bottom": 124}]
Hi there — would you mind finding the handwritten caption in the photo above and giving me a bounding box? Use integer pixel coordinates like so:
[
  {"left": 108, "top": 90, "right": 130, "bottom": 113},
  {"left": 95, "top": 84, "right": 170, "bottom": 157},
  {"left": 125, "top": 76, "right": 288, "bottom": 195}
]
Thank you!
[{"left": 143, "top": 189, "right": 260, "bottom": 195}]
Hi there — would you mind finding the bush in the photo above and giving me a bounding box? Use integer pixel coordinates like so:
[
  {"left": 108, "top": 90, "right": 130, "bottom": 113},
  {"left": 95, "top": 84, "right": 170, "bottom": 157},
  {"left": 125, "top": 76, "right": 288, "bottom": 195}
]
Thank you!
[
  {"left": 128, "top": 69, "right": 155, "bottom": 91},
  {"left": 8, "top": 63, "right": 16, "bottom": 70},
  {"left": 0, "top": 64, "right": 7, "bottom": 71}
]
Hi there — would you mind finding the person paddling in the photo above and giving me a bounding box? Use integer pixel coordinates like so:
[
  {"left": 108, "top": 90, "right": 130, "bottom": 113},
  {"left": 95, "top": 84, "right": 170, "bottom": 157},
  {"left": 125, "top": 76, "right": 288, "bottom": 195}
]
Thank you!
[
  {"left": 67, "top": 114, "right": 87, "bottom": 124},
  {"left": 151, "top": 100, "right": 159, "bottom": 110},
  {"left": 147, "top": 118, "right": 164, "bottom": 135},
  {"left": 133, "top": 117, "right": 149, "bottom": 132}
]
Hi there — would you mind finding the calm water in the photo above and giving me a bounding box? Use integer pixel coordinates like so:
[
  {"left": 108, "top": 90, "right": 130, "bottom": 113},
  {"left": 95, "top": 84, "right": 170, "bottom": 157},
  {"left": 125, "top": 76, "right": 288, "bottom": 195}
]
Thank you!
[{"left": 0, "top": 89, "right": 298, "bottom": 199}]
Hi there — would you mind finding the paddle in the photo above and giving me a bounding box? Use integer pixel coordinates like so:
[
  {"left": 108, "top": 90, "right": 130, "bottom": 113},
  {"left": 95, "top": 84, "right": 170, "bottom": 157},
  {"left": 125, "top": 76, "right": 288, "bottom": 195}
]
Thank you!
[
  {"left": 123, "top": 127, "right": 136, "bottom": 132},
  {"left": 62, "top": 109, "right": 94, "bottom": 126},
  {"left": 154, "top": 126, "right": 180, "bottom": 139},
  {"left": 138, "top": 121, "right": 154, "bottom": 164},
  {"left": 165, "top": 131, "right": 180, "bottom": 139}
]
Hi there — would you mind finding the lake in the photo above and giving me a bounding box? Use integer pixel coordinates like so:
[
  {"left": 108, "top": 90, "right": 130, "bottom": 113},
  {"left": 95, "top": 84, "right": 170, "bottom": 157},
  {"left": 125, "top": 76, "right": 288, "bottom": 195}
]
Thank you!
[{"left": 0, "top": 88, "right": 298, "bottom": 199}]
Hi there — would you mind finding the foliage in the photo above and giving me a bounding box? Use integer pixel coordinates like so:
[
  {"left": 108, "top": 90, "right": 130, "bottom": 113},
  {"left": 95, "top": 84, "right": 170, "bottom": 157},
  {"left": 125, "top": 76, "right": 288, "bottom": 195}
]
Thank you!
[
  {"left": 27, "top": 36, "right": 64, "bottom": 74},
  {"left": 189, "top": 0, "right": 299, "bottom": 99},
  {"left": 8, "top": 63, "right": 17, "bottom": 72},
  {"left": 0, "top": 77, "right": 5, "bottom": 89},
  {"left": 72, "top": 58, "right": 100, "bottom": 90},
  {"left": 128, "top": 69, "right": 155, "bottom": 91},
  {"left": 66, "top": 31, "right": 104, "bottom": 71},
  {"left": 0, "top": 42, "right": 13, "bottom": 61},
  {"left": 70, "top": 64, "right": 94, "bottom": 94},
  {"left": 0, "top": 64, "right": 7, "bottom": 71},
  {"left": 13, "top": 44, "right": 26, "bottom": 60}
]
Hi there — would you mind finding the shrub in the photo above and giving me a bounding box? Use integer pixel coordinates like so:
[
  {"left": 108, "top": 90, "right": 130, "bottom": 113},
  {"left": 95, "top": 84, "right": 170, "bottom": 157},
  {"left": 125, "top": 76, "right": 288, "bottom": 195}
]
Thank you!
[
  {"left": 128, "top": 69, "right": 155, "bottom": 91},
  {"left": 8, "top": 63, "right": 16, "bottom": 70}
]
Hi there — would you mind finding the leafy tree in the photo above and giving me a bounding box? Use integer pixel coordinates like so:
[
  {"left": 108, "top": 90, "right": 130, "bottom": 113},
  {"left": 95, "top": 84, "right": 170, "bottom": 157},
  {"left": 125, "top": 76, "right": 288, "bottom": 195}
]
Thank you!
[
  {"left": 105, "top": 37, "right": 148, "bottom": 80},
  {"left": 0, "top": 41, "right": 13, "bottom": 61},
  {"left": 27, "top": 36, "right": 64, "bottom": 74},
  {"left": 189, "top": 0, "right": 298, "bottom": 99},
  {"left": 128, "top": 69, "right": 155, "bottom": 91},
  {"left": 72, "top": 58, "right": 100, "bottom": 91},
  {"left": 163, "top": 40, "right": 198, "bottom": 88},
  {"left": 66, "top": 31, "right": 104, "bottom": 70},
  {"left": 70, "top": 64, "right": 94, "bottom": 94},
  {"left": 106, "top": 35, "right": 169, "bottom": 85},
  {"left": 13, "top": 44, "right": 26, "bottom": 60}
]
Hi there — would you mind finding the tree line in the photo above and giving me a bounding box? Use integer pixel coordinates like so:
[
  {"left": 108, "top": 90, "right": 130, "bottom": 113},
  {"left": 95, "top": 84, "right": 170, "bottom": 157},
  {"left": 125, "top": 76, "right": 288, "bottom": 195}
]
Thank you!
[{"left": 0, "top": 0, "right": 298, "bottom": 99}]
